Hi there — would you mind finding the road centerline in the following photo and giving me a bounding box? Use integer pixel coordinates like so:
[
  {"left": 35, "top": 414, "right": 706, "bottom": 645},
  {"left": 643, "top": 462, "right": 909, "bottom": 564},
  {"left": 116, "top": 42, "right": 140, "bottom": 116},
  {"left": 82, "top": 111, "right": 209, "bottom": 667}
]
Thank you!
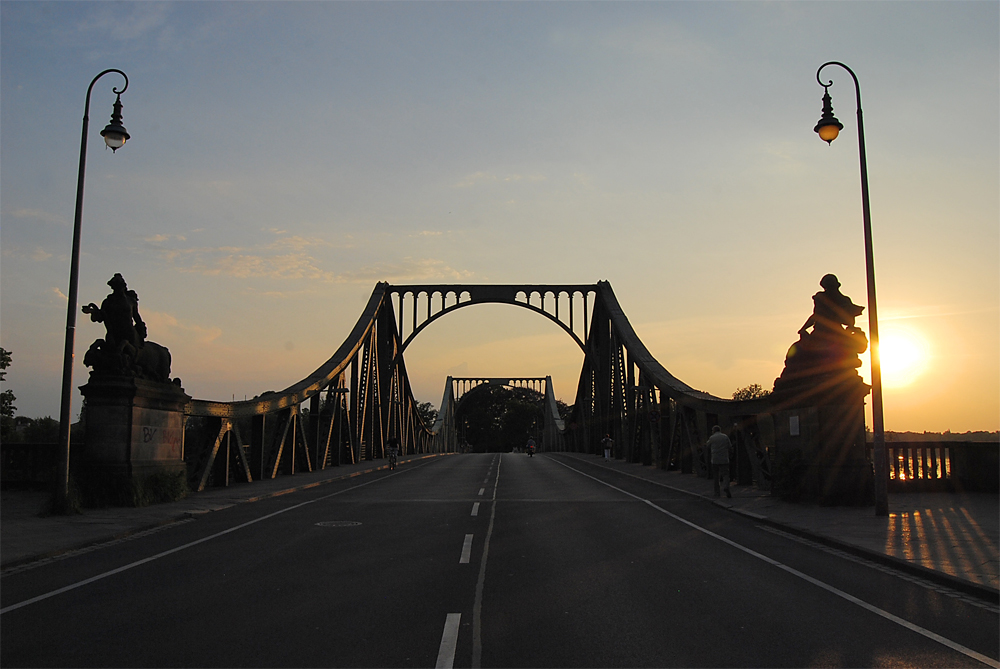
[
  {"left": 472, "top": 454, "right": 501, "bottom": 669},
  {"left": 460, "top": 534, "right": 474, "bottom": 564},
  {"left": 435, "top": 613, "right": 461, "bottom": 669}
]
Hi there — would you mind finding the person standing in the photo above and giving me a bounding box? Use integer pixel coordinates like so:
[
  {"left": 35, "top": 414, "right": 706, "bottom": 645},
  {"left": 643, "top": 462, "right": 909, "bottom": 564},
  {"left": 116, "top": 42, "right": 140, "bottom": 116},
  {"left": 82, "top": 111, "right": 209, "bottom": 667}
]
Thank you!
[
  {"left": 707, "top": 425, "right": 733, "bottom": 498},
  {"left": 601, "top": 434, "right": 613, "bottom": 462}
]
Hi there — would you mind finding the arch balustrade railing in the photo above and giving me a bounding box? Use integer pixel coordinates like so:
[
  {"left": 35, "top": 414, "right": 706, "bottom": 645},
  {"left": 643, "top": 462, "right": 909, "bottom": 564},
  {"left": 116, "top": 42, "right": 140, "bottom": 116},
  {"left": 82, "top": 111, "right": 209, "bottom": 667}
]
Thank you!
[
  {"left": 388, "top": 284, "right": 597, "bottom": 356},
  {"left": 183, "top": 280, "right": 778, "bottom": 493}
]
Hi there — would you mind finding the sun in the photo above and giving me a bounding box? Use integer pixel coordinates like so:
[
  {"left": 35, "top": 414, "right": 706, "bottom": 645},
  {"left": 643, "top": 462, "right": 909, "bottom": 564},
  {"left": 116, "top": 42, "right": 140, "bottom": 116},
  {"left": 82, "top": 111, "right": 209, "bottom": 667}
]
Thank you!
[{"left": 875, "top": 325, "right": 931, "bottom": 389}]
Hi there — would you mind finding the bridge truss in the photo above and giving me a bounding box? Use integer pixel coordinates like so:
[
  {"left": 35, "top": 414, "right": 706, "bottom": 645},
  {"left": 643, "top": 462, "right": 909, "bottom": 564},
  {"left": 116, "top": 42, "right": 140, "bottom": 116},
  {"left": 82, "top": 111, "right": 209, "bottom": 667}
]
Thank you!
[
  {"left": 432, "top": 377, "right": 566, "bottom": 454},
  {"left": 184, "top": 281, "right": 775, "bottom": 492}
]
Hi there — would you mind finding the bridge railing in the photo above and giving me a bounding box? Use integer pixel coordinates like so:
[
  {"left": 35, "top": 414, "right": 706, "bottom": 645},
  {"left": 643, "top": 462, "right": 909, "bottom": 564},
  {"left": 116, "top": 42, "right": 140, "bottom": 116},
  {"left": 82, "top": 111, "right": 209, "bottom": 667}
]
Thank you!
[
  {"left": 866, "top": 441, "right": 999, "bottom": 493},
  {"left": 541, "top": 376, "right": 566, "bottom": 452},
  {"left": 183, "top": 283, "right": 439, "bottom": 492},
  {"left": 431, "top": 377, "right": 458, "bottom": 454},
  {"left": 563, "top": 281, "right": 776, "bottom": 489}
]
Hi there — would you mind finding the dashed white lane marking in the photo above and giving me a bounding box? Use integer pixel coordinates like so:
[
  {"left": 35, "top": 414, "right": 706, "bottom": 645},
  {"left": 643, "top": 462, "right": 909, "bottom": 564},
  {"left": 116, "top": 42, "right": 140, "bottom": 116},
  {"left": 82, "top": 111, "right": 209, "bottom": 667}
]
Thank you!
[
  {"left": 472, "top": 454, "right": 501, "bottom": 669},
  {"left": 471, "top": 502, "right": 480, "bottom": 517},
  {"left": 436, "top": 613, "right": 461, "bottom": 669},
  {"left": 460, "top": 534, "right": 474, "bottom": 564},
  {"left": 478, "top": 488, "right": 485, "bottom": 496},
  {"left": 550, "top": 457, "right": 1000, "bottom": 669}
]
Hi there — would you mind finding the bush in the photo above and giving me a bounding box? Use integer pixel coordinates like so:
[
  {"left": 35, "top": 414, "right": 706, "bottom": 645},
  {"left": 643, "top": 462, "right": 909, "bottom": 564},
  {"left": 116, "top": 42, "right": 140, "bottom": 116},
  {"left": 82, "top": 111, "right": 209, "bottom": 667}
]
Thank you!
[
  {"left": 135, "top": 470, "right": 189, "bottom": 506},
  {"left": 76, "top": 469, "right": 189, "bottom": 508}
]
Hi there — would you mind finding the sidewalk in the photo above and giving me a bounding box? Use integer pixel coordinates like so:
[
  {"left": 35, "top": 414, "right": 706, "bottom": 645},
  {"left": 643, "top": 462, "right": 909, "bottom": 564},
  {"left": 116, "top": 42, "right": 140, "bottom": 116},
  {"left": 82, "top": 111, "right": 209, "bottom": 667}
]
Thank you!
[
  {"left": 3, "top": 451, "right": 998, "bottom": 604},
  {"left": 1, "top": 453, "right": 443, "bottom": 570},
  {"left": 558, "top": 452, "right": 999, "bottom": 602}
]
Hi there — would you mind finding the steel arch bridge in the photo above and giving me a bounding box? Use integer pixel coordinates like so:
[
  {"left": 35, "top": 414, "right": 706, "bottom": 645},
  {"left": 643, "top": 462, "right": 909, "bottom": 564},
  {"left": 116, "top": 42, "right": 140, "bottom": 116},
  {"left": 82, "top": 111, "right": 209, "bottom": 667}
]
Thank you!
[{"left": 184, "top": 281, "right": 777, "bottom": 492}]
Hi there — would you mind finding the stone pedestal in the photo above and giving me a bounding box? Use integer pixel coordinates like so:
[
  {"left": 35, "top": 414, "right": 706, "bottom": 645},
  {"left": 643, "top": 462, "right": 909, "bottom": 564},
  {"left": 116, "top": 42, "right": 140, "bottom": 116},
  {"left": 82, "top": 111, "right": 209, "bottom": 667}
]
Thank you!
[
  {"left": 771, "top": 378, "right": 874, "bottom": 505},
  {"left": 80, "top": 375, "right": 190, "bottom": 485}
]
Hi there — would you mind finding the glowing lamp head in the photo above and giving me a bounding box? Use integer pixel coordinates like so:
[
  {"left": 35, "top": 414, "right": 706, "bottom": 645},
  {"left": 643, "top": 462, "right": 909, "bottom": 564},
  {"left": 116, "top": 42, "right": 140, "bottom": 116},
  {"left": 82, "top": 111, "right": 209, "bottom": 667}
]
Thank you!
[
  {"left": 99, "top": 94, "right": 130, "bottom": 152},
  {"left": 813, "top": 88, "right": 843, "bottom": 145},
  {"left": 816, "top": 122, "right": 841, "bottom": 144}
]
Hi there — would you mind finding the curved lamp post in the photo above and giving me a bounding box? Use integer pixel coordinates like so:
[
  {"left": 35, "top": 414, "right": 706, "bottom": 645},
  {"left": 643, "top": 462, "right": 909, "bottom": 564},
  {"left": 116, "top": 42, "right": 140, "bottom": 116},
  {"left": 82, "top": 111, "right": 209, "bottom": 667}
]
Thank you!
[
  {"left": 55, "top": 69, "right": 131, "bottom": 507},
  {"left": 813, "top": 61, "right": 888, "bottom": 517}
]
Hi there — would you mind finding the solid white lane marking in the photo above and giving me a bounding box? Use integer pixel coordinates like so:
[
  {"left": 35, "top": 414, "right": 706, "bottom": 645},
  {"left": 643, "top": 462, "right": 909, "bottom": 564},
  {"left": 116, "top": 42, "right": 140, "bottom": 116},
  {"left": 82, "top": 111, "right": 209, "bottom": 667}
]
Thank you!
[
  {"left": 436, "top": 613, "right": 462, "bottom": 669},
  {"left": 471, "top": 502, "right": 480, "bottom": 517},
  {"left": 460, "top": 534, "right": 474, "bottom": 563},
  {"left": 472, "top": 454, "right": 501, "bottom": 669},
  {"left": 550, "top": 457, "right": 1000, "bottom": 669},
  {"left": 0, "top": 463, "right": 430, "bottom": 616},
  {"left": 478, "top": 488, "right": 485, "bottom": 496}
]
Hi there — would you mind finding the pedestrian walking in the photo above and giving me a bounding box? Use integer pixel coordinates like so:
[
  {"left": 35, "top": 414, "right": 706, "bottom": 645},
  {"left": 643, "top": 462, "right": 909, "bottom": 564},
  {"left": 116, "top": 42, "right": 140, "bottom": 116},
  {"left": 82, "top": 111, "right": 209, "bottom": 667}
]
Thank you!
[
  {"left": 707, "top": 425, "right": 732, "bottom": 498},
  {"left": 601, "top": 434, "right": 613, "bottom": 462}
]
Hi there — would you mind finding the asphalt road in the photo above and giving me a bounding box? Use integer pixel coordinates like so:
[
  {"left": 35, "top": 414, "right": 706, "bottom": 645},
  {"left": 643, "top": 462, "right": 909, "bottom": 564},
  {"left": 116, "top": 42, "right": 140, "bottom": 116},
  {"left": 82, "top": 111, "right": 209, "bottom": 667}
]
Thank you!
[{"left": 2, "top": 452, "right": 998, "bottom": 668}]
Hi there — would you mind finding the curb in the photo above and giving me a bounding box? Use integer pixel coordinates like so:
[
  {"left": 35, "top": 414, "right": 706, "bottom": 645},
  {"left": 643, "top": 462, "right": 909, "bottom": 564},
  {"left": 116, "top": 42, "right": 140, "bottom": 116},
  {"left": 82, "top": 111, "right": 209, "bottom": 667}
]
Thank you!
[
  {"left": 553, "top": 452, "right": 1000, "bottom": 606},
  {"left": 0, "top": 515, "right": 192, "bottom": 573},
  {"left": 1, "top": 453, "right": 448, "bottom": 572},
  {"left": 724, "top": 504, "right": 1000, "bottom": 605}
]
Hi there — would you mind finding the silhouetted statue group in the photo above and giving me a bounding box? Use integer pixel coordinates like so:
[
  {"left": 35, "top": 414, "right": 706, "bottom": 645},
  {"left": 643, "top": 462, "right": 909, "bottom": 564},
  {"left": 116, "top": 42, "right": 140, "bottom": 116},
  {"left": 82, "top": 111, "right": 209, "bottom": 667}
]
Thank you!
[
  {"left": 773, "top": 274, "right": 869, "bottom": 400},
  {"left": 83, "top": 273, "right": 175, "bottom": 384}
]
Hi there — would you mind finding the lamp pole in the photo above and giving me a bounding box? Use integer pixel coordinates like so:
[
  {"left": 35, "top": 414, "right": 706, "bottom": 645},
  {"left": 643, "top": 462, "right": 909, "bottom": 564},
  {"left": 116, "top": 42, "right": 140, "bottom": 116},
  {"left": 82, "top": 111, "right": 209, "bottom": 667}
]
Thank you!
[
  {"left": 55, "top": 70, "right": 131, "bottom": 508},
  {"left": 813, "top": 61, "right": 888, "bottom": 517}
]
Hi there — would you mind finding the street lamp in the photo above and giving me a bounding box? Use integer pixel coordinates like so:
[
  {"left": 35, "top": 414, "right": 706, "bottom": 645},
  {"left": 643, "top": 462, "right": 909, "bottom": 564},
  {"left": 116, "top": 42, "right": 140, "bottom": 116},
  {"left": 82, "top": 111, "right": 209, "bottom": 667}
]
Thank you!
[
  {"left": 55, "top": 70, "right": 131, "bottom": 509},
  {"left": 813, "top": 61, "right": 888, "bottom": 517}
]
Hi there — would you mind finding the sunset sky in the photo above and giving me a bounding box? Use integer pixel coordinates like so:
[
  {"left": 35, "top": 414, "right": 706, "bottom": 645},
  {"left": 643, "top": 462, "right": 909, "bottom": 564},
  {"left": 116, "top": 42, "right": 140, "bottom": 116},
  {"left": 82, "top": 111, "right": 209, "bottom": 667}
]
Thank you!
[{"left": 2, "top": 2, "right": 997, "bottom": 433}]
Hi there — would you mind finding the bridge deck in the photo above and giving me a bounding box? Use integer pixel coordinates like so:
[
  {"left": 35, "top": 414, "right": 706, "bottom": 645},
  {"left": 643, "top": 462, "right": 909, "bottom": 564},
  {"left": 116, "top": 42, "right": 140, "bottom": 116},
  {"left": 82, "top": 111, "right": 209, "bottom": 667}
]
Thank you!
[{"left": 3, "top": 455, "right": 996, "bottom": 596}]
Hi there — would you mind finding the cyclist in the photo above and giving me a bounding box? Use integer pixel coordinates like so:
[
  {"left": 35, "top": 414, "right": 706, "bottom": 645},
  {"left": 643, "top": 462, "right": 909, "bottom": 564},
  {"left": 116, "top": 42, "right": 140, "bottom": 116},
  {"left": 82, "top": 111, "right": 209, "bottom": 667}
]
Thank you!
[
  {"left": 526, "top": 437, "right": 536, "bottom": 457},
  {"left": 386, "top": 436, "right": 400, "bottom": 470}
]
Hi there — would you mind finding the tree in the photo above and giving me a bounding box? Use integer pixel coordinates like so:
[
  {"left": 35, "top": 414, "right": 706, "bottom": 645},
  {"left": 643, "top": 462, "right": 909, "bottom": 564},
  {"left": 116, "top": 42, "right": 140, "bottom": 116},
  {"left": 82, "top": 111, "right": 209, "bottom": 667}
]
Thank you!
[
  {"left": 22, "top": 416, "right": 60, "bottom": 442},
  {"left": 456, "top": 386, "right": 550, "bottom": 452},
  {"left": 416, "top": 401, "right": 439, "bottom": 427},
  {"left": 732, "top": 383, "right": 771, "bottom": 401},
  {"left": 0, "top": 348, "right": 15, "bottom": 441}
]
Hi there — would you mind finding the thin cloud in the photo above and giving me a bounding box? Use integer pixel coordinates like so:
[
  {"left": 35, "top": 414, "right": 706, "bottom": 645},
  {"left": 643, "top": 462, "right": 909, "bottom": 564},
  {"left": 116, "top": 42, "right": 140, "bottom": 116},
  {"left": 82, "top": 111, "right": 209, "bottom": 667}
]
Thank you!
[
  {"left": 8, "top": 208, "right": 65, "bottom": 225},
  {"left": 145, "top": 234, "right": 187, "bottom": 243},
  {"left": 332, "top": 258, "right": 475, "bottom": 284},
  {"left": 452, "top": 172, "right": 546, "bottom": 189},
  {"left": 143, "top": 310, "right": 222, "bottom": 345},
  {"left": 75, "top": 3, "right": 171, "bottom": 42}
]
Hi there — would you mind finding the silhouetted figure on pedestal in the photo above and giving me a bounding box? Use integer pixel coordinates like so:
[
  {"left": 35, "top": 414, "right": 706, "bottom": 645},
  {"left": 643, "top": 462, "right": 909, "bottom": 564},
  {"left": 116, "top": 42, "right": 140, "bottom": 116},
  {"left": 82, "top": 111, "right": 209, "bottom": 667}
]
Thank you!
[
  {"left": 82, "top": 274, "right": 173, "bottom": 383},
  {"left": 773, "top": 274, "right": 869, "bottom": 403}
]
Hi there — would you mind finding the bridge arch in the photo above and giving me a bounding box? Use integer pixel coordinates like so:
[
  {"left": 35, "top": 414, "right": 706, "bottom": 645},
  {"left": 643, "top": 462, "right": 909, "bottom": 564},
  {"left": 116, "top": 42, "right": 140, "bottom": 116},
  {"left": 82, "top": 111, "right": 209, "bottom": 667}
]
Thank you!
[{"left": 388, "top": 284, "right": 598, "bottom": 356}]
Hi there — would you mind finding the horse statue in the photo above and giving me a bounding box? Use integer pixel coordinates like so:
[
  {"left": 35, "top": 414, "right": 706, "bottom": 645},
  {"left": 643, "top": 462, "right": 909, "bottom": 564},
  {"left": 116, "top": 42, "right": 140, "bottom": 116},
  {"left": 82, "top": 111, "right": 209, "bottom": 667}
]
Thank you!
[{"left": 82, "top": 273, "right": 175, "bottom": 384}]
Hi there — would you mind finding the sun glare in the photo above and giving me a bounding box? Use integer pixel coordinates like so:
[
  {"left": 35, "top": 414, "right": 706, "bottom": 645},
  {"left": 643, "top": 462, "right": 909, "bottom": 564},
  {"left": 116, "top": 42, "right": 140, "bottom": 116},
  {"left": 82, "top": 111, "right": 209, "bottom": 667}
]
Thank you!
[{"left": 876, "top": 326, "right": 931, "bottom": 389}]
